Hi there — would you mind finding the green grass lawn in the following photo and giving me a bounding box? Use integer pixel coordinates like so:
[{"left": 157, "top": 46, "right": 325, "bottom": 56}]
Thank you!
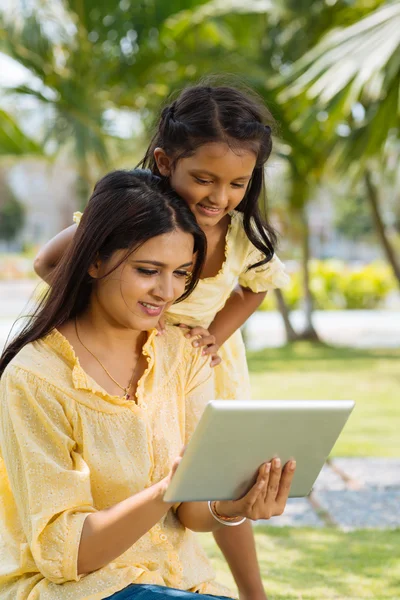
[
  {"left": 247, "top": 343, "right": 400, "bottom": 457},
  {"left": 199, "top": 526, "right": 400, "bottom": 599}
]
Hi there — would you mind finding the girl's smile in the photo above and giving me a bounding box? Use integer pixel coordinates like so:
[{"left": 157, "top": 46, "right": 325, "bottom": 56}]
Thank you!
[{"left": 155, "top": 142, "right": 256, "bottom": 229}]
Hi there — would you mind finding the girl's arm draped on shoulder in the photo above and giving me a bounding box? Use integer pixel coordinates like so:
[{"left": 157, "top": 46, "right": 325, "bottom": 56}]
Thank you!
[
  {"left": 34, "top": 224, "right": 77, "bottom": 283},
  {"left": 207, "top": 250, "right": 290, "bottom": 348},
  {"left": 208, "top": 286, "right": 266, "bottom": 348}
]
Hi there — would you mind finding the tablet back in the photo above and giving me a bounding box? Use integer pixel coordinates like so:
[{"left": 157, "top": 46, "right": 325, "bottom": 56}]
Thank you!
[{"left": 164, "top": 399, "right": 354, "bottom": 503}]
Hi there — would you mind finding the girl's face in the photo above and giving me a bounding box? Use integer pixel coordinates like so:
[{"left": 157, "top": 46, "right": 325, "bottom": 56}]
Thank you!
[
  {"left": 155, "top": 142, "right": 257, "bottom": 228},
  {"left": 89, "top": 229, "right": 194, "bottom": 331}
]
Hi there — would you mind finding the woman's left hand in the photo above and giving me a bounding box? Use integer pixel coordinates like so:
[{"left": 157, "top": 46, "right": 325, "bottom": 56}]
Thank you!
[{"left": 178, "top": 324, "right": 221, "bottom": 367}]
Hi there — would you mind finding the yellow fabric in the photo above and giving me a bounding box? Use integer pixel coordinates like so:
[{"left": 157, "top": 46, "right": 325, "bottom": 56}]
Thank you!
[
  {"left": 166, "top": 211, "right": 289, "bottom": 400},
  {"left": 0, "top": 327, "right": 234, "bottom": 600}
]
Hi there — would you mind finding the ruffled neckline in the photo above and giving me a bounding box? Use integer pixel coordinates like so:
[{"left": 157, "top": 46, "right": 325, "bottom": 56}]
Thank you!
[{"left": 44, "top": 327, "right": 158, "bottom": 404}]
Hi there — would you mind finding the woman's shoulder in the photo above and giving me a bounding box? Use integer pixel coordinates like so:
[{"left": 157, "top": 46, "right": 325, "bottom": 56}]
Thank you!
[
  {"left": 153, "top": 325, "right": 209, "bottom": 376},
  {"left": 1, "top": 332, "right": 74, "bottom": 393}
]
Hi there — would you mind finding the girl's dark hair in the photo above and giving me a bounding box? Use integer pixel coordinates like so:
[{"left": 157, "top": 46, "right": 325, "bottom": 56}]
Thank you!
[
  {"left": 0, "top": 169, "right": 206, "bottom": 377},
  {"left": 139, "top": 83, "right": 278, "bottom": 267}
]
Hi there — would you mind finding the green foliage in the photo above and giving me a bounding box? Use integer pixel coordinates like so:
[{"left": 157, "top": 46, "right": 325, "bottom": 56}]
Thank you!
[
  {"left": 260, "top": 260, "right": 396, "bottom": 310},
  {"left": 334, "top": 193, "right": 374, "bottom": 240},
  {"left": 0, "top": 194, "right": 25, "bottom": 243},
  {"left": 0, "top": 109, "right": 42, "bottom": 156}
]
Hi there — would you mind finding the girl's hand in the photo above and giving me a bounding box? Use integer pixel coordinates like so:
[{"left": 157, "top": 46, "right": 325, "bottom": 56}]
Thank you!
[
  {"left": 215, "top": 458, "right": 296, "bottom": 521},
  {"left": 156, "top": 316, "right": 166, "bottom": 335},
  {"left": 178, "top": 324, "right": 221, "bottom": 367}
]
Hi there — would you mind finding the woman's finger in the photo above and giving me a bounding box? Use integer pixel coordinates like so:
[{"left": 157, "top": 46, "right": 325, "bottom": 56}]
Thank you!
[
  {"left": 263, "top": 458, "right": 282, "bottom": 505},
  {"left": 170, "top": 446, "right": 186, "bottom": 478},
  {"left": 239, "top": 463, "right": 270, "bottom": 516},
  {"left": 275, "top": 460, "right": 296, "bottom": 507}
]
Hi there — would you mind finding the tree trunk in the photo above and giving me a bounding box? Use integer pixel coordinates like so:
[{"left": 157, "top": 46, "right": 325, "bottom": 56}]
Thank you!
[
  {"left": 298, "top": 209, "right": 320, "bottom": 341},
  {"left": 365, "top": 169, "right": 400, "bottom": 287},
  {"left": 274, "top": 289, "right": 298, "bottom": 342}
]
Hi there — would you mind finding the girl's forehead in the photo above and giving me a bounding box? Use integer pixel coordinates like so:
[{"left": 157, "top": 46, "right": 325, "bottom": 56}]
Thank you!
[{"left": 182, "top": 142, "right": 257, "bottom": 173}]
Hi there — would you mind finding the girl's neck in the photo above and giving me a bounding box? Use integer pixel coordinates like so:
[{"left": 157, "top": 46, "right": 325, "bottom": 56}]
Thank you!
[{"left": 200, "top": 213, "right": 230, "bottom": 237}]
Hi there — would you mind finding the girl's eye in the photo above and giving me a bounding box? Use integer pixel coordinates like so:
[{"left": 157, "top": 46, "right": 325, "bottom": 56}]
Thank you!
[
  {"left": 194, "top": 176, "right": 212, "bottom": 185},
  {"left": 137, "top": 268, "right": 158, "bottom": 276},
  {"left": 232, "top": 182, "right": 246, "bottom": 189}
]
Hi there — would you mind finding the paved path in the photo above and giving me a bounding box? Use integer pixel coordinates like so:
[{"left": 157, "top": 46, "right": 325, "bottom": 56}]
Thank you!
[
  {"left": 2, "top": 280, "right": 400, "bottom": 352},
  {"left": 259, "top": 458, "right": 400, "bottom": 531}
]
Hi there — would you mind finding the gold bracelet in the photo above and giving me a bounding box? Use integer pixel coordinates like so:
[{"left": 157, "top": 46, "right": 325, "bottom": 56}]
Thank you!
[{"left": 208, "top": 501, "right": 246, "bottom": 527}]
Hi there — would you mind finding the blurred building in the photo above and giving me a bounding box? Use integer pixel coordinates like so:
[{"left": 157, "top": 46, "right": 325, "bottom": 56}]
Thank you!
[{"left": 1, "top": 157, "right": 77, "bottom": 251}]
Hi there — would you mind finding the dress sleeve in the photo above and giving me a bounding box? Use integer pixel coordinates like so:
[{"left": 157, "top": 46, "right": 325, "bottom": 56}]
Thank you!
[
  {"left": 238, "top": 249, "right": 290, "bottom": 293},
  {"left": 0, "top": 366, "right": 96, "bottom": 584},
  {"left": 183, "top": 344, "right": 215, "bottom": 445}
]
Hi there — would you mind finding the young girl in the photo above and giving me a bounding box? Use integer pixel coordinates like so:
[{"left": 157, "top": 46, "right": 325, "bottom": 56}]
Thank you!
[
  {"left": 0, "top": 170, "right": 295, "bottom": 600},
  {"left": 33, "top": 84, "right": 289, "bottom": 599}
]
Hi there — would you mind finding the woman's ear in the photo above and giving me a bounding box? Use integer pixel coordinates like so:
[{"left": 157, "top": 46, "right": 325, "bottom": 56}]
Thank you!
[
  {"left": 88, "top": 256, "right": 102, "bottom": 279},
  {"left": 154, "top": 148, "right": 172, "bottom": 177}
]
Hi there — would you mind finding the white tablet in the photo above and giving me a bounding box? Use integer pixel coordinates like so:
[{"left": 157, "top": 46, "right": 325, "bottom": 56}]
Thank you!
[{"left": 164, "top": 399, "right": 354, "bottom": 503}]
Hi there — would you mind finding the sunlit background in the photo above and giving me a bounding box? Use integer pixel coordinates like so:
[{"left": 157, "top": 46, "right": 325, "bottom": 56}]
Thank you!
[{"left": 0, "top": 1, "right": 399, "bottom": 598}]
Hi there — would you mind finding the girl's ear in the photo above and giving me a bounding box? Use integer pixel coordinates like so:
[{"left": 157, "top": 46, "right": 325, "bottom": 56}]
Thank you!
[{"left": 154, "top": 148, "right": 173, "bottom": 176}]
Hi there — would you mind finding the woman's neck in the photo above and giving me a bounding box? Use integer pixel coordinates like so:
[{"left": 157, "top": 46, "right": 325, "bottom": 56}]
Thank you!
[{"left": 77, "top": 308, "right": 146, "bottom": 357}]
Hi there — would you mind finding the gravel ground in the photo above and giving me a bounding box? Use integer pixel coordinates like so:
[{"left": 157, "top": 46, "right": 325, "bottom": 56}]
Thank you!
[{"left": 256, "top": 459, "right": 400, "bottom": 530}]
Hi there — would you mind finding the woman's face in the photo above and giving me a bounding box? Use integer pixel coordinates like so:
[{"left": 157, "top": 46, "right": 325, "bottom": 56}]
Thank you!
[
  {"left": 155, "top": 142, "right": 257, "bottom": 228},
  {"left": 89, "top": 229, "right": 194, "bottom": 331}
]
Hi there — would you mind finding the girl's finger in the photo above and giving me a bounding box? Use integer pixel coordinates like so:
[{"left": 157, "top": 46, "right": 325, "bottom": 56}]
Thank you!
[
  {"left": 193, "top": 336, "right": 215, "bottom": 349},
  {"left": 185, "top": 327, "right": 207, "bottom": 339},
  {"left": 210, "top": 356, "right": 222, "bottom": 368},
  {"left": 200, "top": 343, "right": 219, "bottom": 355}
]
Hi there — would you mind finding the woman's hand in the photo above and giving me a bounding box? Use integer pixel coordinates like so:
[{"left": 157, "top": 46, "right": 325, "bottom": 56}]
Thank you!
[
  {"left": 178, "top": 324, "right": 222, "bottom": 367},
  {"left": 158, "top": 447, "right": 186, "bottom": 500},
  {"left": 216, "top": 458, "right": 296, "bottom": 521}
]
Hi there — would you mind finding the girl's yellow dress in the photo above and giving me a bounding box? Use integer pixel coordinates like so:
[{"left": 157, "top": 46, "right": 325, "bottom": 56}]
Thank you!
[
  {"left": 165, "top": 211, "right": 289, "bottom": 400},
  {"left": 74, "top": 210, "right": 289, "bottom": 401}
]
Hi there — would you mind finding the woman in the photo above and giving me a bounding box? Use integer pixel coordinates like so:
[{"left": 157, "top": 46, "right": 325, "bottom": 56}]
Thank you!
[{"left": 0, "top": 170, "right": 295, "bottom": 600}]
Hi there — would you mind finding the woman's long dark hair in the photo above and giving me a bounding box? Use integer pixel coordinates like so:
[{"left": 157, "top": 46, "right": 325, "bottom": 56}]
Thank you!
[
  {"left": 0, "top": 169, "right": 206, "bottom": 377},
  {"left": 139, "top": 83, "right": 278, "bottom": 268}
]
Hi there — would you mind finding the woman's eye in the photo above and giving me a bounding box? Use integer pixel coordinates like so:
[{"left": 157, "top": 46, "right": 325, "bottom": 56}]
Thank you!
[
  {"left": 137, "top": 268, "right": 158, "bottom": 276},
  {"left": 232, "top": 182, "right": 246, "bottom": 189},
  {"left": 194, "top": 176, "right": 212, "bottom": 185}
]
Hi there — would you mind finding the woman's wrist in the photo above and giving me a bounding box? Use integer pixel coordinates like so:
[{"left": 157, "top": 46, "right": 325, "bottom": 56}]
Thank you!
[{"left": 214, "top": 500, "right": 242, "bottom": 520}]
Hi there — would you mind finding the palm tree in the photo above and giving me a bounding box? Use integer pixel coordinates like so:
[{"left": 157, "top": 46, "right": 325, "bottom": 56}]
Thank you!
[
  {"left": 279, "top": 0, "right": 400, "bottom": 286},
  {"left": 0, "top": 109, "right": 42, "bottom": 157}
]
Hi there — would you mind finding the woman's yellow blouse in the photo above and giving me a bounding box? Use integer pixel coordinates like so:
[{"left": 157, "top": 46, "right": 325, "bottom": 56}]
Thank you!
[{"left": 0, "top": 328, "right": 234, "bottom": 600}]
